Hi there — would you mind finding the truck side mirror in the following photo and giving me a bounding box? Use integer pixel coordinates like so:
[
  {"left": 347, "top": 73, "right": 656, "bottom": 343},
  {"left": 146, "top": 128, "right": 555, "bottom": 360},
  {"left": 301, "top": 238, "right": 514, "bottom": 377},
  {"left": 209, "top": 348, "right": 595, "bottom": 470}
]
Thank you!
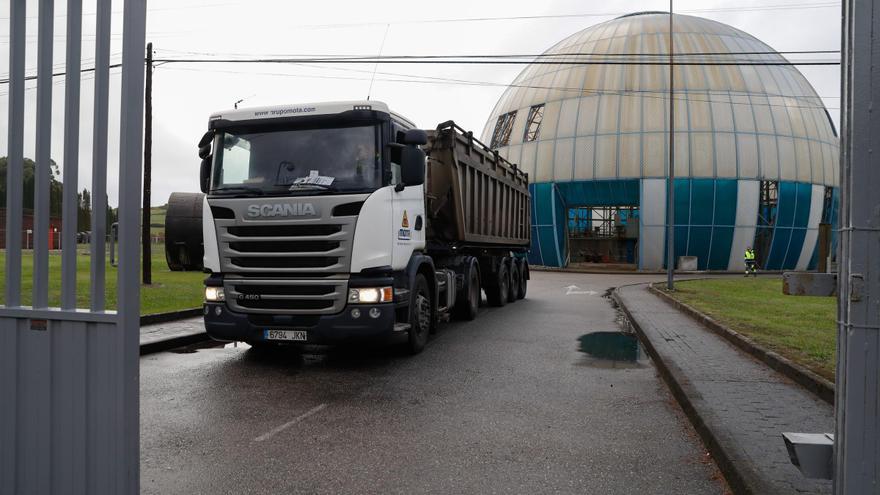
[
  {"left": 403, "top": 129, "right": 428, "bottom": 146},
  {"left": 198, "top": 130, "right": 214, "bottom": 148},
  {"left": 200, "top": 157, "right": 211, "bottom": 193},
  {"left": 198, "top": 130, "right": 214, "bottom": 193},
  {"left": 400, "top": 145, "right": 425, "bottom": 187}
]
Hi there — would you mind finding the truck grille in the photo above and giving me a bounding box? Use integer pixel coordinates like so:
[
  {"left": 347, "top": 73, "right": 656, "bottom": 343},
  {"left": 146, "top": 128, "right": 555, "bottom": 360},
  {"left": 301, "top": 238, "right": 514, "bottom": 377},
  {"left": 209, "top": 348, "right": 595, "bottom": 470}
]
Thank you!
[
  {"left": 211, "top": 195, "right": 366, "bottom": 275},
  {"left": 224, "top": 278, "right": 348, "bottom": 315}
]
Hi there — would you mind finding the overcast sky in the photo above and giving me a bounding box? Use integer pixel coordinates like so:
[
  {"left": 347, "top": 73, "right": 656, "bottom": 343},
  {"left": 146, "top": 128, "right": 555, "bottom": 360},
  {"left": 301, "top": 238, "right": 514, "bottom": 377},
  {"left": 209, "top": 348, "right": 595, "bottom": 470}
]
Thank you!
[{"left": 0, "top": 0, "right": 841, "bottom": 206}]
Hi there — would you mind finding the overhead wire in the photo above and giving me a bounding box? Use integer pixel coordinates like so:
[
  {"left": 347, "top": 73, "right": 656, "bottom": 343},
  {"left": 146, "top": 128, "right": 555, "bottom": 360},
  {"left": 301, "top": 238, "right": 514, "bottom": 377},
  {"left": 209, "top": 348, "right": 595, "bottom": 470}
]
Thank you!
[
  {"left": 154, "top": 64, "right": 840, "bottom": 112},
  {"left": 148, "top": 55, "right": 840, "bottom": 66}
]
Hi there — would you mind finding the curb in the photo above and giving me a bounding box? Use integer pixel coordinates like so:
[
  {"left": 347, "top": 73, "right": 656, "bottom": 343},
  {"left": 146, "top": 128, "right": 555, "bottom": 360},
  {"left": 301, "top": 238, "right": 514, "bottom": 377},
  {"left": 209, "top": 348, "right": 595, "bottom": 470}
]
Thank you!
[
  {"left": 648, "top": 284, "right": 835, "bottom": 405},
  {"left": 139, "top": 308, "right": 209, "bottom": 355},
  {"left": 139, "top": 330, "right": 209, "bottom": 356},
  {"left": 140, "top": 308, "right": 203, "bottom": 326},
  {"left": 612, "top": 287, "right": 754, "bottom": 495},
  {"left": 530, "top": 266, "right": 785, "bottom": 276}
]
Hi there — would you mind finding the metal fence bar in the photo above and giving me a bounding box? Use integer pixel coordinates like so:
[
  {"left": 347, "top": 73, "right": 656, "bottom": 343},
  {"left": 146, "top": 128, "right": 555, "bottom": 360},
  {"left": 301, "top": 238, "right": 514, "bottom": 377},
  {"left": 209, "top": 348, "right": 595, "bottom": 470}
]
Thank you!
[
  {"left": 117, "top": 0, "right": 147, "bottom": 491},
  {"left": 33, "top": 0, "right": 54, "bottom": 309},
  {"left": 5, "top": 0, "right": 25, "bottom": 307},
  {"left": 61, "top": 0, "right": 82, "bottom": 310},
  {"left": 89, "top": 0, "right": 111, "bottom": 312}
]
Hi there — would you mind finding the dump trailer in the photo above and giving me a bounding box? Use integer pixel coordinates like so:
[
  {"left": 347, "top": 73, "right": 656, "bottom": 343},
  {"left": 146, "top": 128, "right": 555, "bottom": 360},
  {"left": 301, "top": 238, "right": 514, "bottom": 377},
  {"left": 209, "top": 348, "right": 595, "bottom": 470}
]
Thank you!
[{"left": 198, "top": 101, "right": 530, "bottom": 353}]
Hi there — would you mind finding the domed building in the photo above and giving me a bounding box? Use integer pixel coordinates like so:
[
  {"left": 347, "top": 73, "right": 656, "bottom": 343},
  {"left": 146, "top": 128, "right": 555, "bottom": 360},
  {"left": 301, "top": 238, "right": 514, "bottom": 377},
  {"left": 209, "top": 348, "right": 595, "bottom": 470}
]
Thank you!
[{"left": 482, "top": 12, "right": 839, "bottom": 271}]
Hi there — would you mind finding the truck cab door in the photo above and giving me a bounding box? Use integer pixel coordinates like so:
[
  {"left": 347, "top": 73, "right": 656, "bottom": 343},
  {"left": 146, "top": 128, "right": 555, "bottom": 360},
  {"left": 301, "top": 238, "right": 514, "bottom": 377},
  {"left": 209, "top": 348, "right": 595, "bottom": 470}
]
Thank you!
[{"left": 390, "top": 152, "right": 426, "bottom": 270}]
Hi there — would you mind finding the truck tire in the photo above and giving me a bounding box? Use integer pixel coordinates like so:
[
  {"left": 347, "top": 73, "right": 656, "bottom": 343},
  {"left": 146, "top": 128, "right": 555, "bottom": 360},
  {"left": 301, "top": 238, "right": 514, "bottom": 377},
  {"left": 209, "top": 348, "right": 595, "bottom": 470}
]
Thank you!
[
  {"left": 507, "top": 261, "right": 519, "bottom": 303},
  {"left": 454, "top": 260, "right": 480, "bottom": 321},
  {"left": 517, "top": 260, "right": 528, "bottom": 300},
  {"left": 407, "top": 274, "right": 432, "bottom": 354},
  {"left": 486, "top": 261, "right": 509, "bottom": 307}
]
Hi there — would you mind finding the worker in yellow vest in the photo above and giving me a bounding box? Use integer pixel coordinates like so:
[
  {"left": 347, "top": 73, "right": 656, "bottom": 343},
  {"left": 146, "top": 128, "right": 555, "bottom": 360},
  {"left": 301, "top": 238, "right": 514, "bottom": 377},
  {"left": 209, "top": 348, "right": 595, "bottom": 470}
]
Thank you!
[{"left": 744, "top": 247, "right": 757, "bottom": 277}]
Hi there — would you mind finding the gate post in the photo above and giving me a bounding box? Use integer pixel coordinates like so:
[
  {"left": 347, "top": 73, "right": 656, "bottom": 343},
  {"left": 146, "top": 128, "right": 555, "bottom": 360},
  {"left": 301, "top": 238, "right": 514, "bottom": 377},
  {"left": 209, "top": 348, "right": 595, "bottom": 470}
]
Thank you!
[{"left": 835, "top": 0, "right": 880, "bottom": 491}]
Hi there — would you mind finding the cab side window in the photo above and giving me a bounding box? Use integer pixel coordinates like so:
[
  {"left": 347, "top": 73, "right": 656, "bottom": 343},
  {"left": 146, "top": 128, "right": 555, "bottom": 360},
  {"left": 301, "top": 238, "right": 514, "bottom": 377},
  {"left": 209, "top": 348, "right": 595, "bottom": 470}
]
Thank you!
[{"left": 390, "top": 127, "right": 406, "bottom": 185}]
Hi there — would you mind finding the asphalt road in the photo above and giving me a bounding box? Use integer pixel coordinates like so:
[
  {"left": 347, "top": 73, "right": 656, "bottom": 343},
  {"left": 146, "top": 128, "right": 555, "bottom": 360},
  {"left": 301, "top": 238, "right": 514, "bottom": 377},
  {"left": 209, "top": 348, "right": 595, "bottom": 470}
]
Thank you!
[{"left": 141, "top": 271, "right": 726, "bottom": 495}]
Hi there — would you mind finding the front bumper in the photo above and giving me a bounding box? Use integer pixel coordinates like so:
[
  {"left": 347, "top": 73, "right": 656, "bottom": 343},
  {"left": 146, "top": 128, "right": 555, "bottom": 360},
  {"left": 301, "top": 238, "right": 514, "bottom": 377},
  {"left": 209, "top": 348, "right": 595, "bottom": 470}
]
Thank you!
[{"left": 203, "top": 302, "right": 400, "bottom": 345}]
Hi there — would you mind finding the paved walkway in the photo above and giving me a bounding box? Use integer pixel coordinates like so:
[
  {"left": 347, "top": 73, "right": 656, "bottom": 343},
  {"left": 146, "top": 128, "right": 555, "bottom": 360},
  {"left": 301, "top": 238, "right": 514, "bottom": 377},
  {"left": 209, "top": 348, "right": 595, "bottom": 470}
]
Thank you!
[
  {"left": 140, "top": 317, "right": 206, "bottom": 351},
  {"left": 617, "top": 283, "right": 833, "bottom": 495}
]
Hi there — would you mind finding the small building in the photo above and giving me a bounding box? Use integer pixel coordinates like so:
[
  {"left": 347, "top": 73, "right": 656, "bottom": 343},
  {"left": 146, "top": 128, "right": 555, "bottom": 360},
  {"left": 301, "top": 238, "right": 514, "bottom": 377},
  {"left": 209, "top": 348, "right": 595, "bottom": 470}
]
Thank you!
[{"left": 0, "top": 208, "right": 64, "bottom": 249}]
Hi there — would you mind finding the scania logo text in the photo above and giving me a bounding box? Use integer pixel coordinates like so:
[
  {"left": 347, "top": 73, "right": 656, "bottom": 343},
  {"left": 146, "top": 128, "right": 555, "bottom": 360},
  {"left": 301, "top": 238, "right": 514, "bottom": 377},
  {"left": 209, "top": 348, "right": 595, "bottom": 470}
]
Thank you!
[{"left": 247, "top": 203, "right": 318, "bottom": 218}]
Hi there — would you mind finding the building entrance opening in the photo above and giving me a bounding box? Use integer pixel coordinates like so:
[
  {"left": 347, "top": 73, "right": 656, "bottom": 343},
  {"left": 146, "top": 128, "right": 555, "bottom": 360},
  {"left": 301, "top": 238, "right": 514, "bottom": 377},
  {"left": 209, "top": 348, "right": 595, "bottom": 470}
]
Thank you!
[{"left": 567, "top": 206, "right": 639, "bottom": 268}]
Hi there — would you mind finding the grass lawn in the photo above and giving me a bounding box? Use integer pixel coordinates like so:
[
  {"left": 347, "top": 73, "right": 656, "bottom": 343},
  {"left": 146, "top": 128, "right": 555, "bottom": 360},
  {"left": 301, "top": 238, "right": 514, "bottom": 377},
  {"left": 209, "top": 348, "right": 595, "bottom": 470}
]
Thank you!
[
  {"left": 666, "top": 277, "right": 836, "bottom": 380},
  {"left": 0, "top": 244, "right": 204, "bottom": 315}
]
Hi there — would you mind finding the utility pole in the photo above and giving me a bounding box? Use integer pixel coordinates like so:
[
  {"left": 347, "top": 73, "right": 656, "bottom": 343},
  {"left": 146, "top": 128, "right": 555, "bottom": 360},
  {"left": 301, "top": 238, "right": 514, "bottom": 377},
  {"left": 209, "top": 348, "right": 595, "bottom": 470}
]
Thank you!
[
  {"left": 666, "top": 2, "right": 675, "bottom": 290},
  {"left": 142, "top": 41, "right": 152, "bottom": 285},
  {"left": 835, "top": 0, "right": 880, "bottom": 489}
]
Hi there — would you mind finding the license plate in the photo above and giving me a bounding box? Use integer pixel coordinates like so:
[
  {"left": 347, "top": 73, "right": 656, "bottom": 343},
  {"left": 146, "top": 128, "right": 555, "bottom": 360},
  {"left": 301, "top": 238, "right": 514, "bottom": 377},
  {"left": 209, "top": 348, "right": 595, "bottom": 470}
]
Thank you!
[{"left": 264, "top": 329, "right": 308, "bottom": 341}]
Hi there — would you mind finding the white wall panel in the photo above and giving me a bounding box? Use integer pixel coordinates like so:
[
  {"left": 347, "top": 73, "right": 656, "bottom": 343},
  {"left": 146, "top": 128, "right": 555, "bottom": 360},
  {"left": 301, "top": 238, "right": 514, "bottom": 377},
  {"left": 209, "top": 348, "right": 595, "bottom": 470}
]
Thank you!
[
  {"left": 553, "top": 138, "right": 575, "bottom": 181},
  {"left": 535, "top": 141, "right": 555, "bottom": 182},
  {"left": 640, "top": 178, "right": 667, "bottom": 270},
  {"left": 729, "top": 180, "right": 760, "bottom": 271},
  {"left": 796, "top": 184, "right": 827, "bottom": 270}
]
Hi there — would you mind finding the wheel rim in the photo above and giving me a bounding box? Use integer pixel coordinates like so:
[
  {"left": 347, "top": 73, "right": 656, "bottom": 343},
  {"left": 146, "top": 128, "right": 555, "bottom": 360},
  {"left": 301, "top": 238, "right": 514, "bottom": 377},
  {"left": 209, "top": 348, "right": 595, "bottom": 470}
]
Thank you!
[
  {"left": 416, "top": 292, "right": 431, "bottom": 332},
  {"left": 500, "top": 271, "right": 508, "bottom": 296}
]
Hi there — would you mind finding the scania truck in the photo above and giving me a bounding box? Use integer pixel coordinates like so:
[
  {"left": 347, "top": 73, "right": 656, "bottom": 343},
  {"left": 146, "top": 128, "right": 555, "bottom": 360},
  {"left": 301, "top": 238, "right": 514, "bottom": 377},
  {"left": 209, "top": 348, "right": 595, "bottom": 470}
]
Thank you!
[{"left": 197, "top": 101, "right": 531, "bottom": 353}]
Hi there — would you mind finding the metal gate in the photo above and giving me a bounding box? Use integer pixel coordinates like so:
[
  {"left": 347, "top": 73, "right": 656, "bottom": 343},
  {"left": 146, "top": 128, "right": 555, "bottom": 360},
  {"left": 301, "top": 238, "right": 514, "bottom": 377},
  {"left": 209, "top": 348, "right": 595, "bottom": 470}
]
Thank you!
[{"left": 0, "top": 0, "right": 146, "bottom": 493}]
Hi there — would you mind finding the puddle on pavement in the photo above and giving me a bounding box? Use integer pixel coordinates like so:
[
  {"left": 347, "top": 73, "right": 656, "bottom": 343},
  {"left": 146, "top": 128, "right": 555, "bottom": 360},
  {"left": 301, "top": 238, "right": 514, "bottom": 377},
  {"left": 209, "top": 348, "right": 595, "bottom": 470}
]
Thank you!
[{"left": 577, "top": 331, "right": 647, "bottom": 369}]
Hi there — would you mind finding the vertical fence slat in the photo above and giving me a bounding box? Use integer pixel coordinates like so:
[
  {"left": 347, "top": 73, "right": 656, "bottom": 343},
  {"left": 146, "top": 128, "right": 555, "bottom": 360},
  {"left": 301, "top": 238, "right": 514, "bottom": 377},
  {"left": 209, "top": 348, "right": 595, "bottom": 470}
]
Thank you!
[
  {"left": 5, "top": 0, "right": 26, "bottom": 307},
  {"left": 61, "top": 0, "right": 83, "bottom": 310},
  {"left": 117, "top": 0, "right": 147, "bottom": 491},
  {"left": 90, "top": 0, "right": 112, "bottom": 312},
  {"left": 33, "top": 0, "right": 54, "bottom": 309}
]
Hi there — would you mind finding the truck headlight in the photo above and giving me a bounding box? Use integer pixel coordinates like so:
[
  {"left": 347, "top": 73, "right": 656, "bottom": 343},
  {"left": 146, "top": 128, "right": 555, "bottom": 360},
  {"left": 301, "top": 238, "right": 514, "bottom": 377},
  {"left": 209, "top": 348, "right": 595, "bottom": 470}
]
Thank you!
[
  {"left": 348, "top": 287, "right": 393, "bottom": 304},
  {"left": 205, "top": 286, "right": 225, "bottom": 302}
]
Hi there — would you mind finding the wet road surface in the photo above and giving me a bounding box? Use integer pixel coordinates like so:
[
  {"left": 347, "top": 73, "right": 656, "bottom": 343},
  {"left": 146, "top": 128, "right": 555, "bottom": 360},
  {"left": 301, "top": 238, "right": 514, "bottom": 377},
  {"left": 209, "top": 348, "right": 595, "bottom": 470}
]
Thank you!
[{"left": 141, "top": 271, "right": 726, "bottom": 494}]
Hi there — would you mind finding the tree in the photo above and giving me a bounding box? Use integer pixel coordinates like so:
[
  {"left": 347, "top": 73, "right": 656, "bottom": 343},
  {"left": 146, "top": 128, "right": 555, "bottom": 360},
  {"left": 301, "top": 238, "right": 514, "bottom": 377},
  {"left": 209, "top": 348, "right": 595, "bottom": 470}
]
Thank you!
[
  {"left": 0, "top": 157, "right": 115, "bottom": 236},
  {"left": 77, "top": 188, "right": 92, "bottom": 231},
  {"left": 0, "top": 156, "right": 63, "bottom": 216}
]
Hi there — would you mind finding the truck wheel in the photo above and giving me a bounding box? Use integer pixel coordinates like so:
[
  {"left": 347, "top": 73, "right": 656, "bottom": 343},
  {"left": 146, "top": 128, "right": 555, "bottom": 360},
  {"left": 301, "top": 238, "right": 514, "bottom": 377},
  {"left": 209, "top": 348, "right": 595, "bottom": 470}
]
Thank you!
[
  {"left": 507, "top": 261, "right": 519, "bottom": 303},
  {"left": 407, "top": 274, "right": 432, "bottom": 354},
  {"left": 454, "top": 261, "right": 480, "bottom": 321},
  {"left": 517, "top": 261, "right": 528, "bottom": 299},
  {"left": 486, "top": 261, "right": 509, "bottom": 307}
]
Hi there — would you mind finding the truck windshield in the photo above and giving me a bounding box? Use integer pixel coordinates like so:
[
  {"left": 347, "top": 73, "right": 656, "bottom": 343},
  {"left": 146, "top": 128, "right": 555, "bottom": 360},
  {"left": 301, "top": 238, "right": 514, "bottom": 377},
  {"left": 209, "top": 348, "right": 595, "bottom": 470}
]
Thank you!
[{"left": 210, "top": 124, "right": 381, "bottom": 195}]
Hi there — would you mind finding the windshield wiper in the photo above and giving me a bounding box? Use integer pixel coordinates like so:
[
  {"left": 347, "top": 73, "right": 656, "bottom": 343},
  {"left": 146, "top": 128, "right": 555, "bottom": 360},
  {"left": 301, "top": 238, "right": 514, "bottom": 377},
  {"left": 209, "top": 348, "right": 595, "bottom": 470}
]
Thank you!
[{"left": 211, "top": 186, "right": 265, "bottom": 196}]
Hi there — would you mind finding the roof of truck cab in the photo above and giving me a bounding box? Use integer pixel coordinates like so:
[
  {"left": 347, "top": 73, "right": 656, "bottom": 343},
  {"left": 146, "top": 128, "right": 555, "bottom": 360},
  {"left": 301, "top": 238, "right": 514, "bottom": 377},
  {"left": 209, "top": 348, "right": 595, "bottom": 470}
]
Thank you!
[{"left": 208, "top": 100, "right": 417, "bottom": 129}]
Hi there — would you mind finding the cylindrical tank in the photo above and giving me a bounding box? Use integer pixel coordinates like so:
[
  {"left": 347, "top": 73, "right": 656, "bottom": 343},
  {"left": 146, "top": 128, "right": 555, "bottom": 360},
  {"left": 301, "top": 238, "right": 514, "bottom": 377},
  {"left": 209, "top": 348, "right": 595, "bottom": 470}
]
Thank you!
[{"left": 165, "top": 192, "right": 205, "bottom": 271}]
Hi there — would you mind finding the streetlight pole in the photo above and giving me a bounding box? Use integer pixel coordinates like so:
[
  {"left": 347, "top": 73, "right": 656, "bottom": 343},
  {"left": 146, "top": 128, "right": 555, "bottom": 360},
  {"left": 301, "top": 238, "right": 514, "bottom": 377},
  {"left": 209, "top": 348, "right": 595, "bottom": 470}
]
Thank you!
[{"left": 666, "top": 2, "right": 675, "bottom": 290}]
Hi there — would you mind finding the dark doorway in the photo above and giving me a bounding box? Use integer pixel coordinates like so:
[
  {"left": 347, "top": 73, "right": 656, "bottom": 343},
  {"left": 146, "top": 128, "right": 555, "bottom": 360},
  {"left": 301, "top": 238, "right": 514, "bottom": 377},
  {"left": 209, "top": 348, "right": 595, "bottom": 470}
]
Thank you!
[{"left": 567, "top": 206, "right": 639, "bottom": 268}]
